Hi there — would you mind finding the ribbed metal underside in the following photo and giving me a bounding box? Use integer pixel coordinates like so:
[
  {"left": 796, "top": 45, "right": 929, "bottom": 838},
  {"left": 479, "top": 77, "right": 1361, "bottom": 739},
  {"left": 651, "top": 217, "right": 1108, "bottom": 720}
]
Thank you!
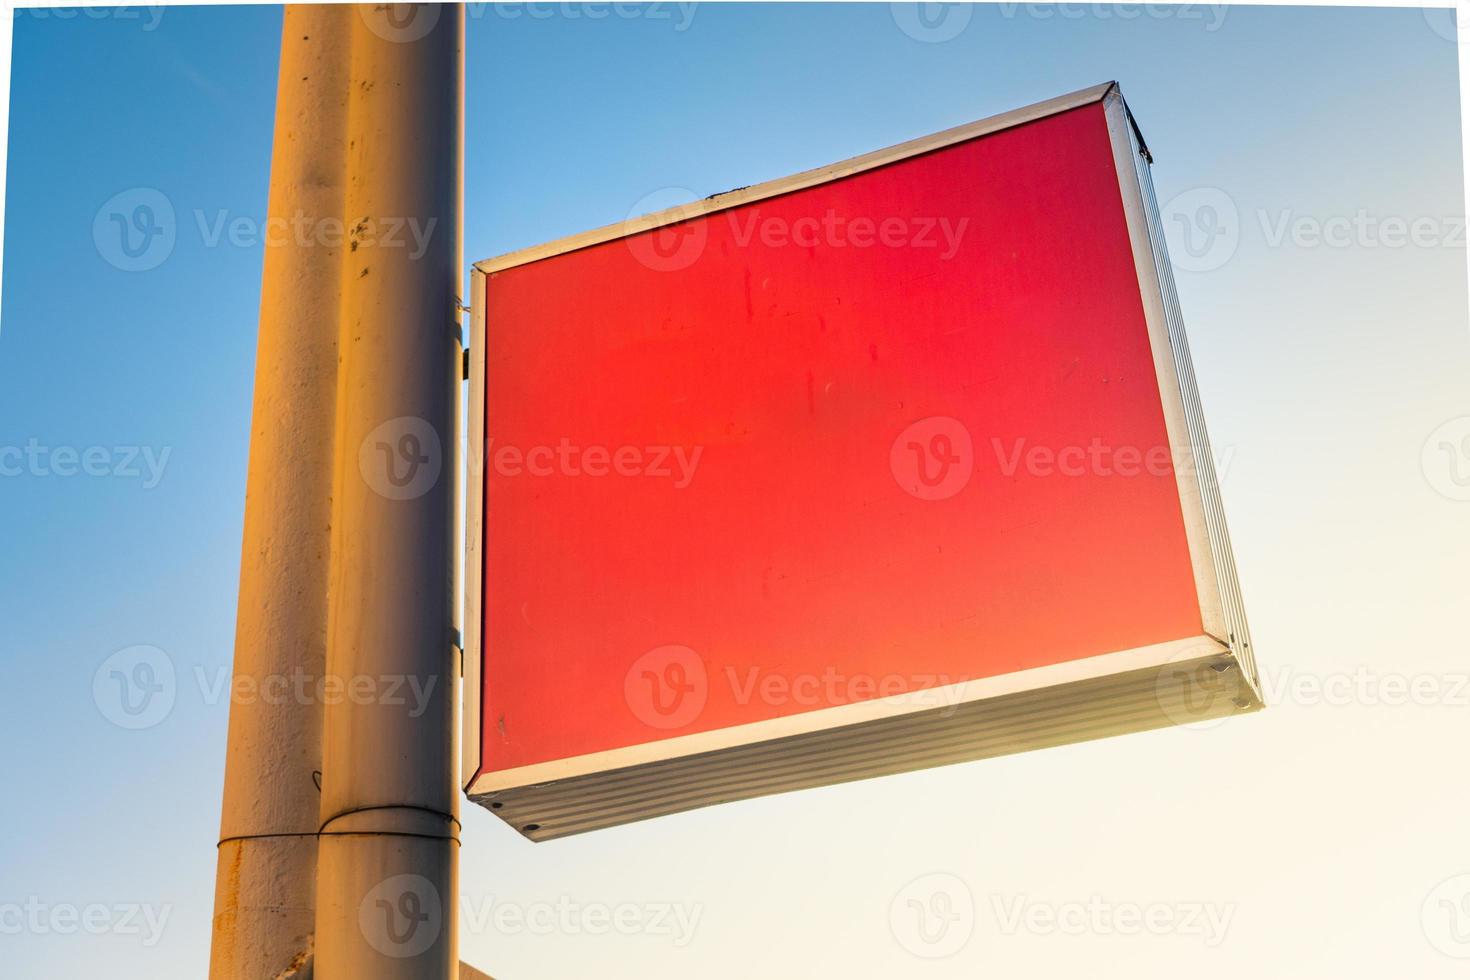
[{"left": 475, "top": 650, "right": 1260, "bottom": 841}]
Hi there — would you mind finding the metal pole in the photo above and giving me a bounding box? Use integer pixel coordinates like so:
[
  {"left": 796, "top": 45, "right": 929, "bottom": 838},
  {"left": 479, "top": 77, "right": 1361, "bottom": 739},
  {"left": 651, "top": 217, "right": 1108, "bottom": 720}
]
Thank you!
[
  {"left": 313, "top": 5, "right": 463, "bottom": 979},
  {"left": 208, "top": 7, "right": 352, "bottom": 978}
]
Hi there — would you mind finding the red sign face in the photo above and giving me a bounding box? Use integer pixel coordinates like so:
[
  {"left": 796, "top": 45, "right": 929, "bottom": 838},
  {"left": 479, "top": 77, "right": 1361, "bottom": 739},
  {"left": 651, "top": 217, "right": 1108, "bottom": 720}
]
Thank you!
[{"left": 464, "top": 83, "right": 1259, "bottom": 840}]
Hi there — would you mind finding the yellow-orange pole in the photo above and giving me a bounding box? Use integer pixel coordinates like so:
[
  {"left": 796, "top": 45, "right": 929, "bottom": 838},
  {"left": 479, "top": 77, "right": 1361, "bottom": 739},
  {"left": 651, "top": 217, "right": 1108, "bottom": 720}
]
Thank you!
[
  {"left": 313, "top": 6, "right": 463, "bottom": 980},
  {"left": 211, "top": 6, "right": 463, "bottom": 978},
  {"left": 208, "top": 6, "right": 352, "bottom": 979}
]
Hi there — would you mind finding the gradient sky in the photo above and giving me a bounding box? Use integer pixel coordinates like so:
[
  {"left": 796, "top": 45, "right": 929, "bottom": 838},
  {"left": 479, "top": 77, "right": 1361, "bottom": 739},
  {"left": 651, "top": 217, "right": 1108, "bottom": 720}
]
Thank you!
[{"left": 2, "top": 4, "right": 1469, "bottom": 979}]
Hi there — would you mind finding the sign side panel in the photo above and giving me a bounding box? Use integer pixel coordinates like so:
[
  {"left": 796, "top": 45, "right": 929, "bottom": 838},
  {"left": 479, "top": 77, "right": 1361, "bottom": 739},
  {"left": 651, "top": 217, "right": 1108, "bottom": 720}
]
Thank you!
[
  {"left": 462, "top": 267, "right": 487, "bottom": 789},
  {"left": 1103, "top": 91, "right": 1227, "bottom": 646},
  {"left": 1106, "top": 94, "right": 1259, "bottom": 691}
]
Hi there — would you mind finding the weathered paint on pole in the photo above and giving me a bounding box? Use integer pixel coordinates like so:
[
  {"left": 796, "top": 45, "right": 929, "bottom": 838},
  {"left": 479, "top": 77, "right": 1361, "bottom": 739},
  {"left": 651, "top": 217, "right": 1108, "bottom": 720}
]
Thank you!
[
  {"left": 209, "top": 7, "right": 352, "bottom": 978},
  {"left": 312, "top": 5, "right": 463, "bottom": 979}
]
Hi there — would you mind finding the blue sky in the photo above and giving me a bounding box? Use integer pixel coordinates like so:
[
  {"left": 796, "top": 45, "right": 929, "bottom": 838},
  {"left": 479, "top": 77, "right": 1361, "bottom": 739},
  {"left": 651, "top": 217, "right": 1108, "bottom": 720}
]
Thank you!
[{"left": 2, "top": 4, "right": 1468, "bottom": 979}]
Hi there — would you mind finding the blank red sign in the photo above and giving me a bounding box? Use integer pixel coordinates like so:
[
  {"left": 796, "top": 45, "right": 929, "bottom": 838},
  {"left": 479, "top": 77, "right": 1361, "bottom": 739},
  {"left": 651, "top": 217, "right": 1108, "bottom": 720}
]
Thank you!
[{"left": 475, "top": 99, "right": 1201, "bottom": 776}]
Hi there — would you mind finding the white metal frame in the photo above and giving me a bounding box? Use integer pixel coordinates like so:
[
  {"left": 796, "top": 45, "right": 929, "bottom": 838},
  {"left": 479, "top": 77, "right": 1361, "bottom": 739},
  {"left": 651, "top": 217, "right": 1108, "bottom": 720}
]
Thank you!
[
  {"left": 463, "top": 82, "right": 1260, "bottom": 840},
  {"left": 463, "top": 266, "right": 488, "bottom": 792}
]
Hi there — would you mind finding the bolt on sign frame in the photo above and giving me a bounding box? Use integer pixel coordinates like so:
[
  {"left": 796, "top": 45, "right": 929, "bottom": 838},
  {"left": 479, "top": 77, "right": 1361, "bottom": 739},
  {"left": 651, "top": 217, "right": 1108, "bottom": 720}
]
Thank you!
[{"left": 464, "top": 81, "right": 1262, "bottom": 842}]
